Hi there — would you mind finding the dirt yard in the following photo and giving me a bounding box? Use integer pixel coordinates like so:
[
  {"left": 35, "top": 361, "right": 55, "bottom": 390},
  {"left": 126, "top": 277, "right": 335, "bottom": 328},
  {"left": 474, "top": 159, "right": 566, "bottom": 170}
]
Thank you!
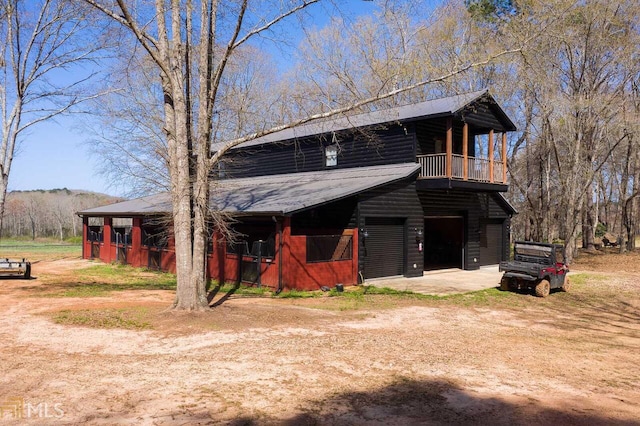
[{"left": 1, "top": 251, "right": 639, "bottom": 425}]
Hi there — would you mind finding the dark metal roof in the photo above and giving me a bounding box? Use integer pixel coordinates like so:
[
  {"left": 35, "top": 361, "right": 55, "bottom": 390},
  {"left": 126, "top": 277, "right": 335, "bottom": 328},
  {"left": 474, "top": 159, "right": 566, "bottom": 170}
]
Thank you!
[
  {"left": 78, "top": 192, "right": 172, "bottom": 216},
  {"left": 78, "top": 163, "right": 421, "bottom": 217},
  {"left": 213, "top": 89, "right": 516, "bottom": 151}
]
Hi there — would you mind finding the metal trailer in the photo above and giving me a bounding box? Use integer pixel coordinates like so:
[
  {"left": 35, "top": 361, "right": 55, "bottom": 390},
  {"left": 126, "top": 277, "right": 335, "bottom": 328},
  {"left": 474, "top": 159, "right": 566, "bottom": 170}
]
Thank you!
[{"left": 0, "top": 258, "right": 31, "bottom": 279}]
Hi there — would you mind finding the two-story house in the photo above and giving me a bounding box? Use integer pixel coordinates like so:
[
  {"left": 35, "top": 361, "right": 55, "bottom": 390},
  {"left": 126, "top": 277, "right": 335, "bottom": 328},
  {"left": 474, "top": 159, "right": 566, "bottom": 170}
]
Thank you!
[{"left": 78, "top": 89, "right": 517, "bottom": 291}]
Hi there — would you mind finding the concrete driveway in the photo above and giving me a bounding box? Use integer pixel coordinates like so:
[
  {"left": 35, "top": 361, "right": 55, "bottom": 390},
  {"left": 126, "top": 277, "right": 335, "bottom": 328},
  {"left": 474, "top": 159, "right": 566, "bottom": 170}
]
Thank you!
[{"left": 365, "top": 265, "right": 502, "bottom": 295}]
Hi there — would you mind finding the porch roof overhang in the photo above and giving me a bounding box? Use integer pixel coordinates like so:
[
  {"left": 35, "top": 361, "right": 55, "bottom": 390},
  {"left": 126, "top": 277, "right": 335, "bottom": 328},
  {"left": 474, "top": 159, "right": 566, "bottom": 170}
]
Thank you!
[
  {"left": 495, "top": 192, "right": 518, "bottom": 215},
  {"left": 78, "top": 163, "right": 421, "bottom": 218}
]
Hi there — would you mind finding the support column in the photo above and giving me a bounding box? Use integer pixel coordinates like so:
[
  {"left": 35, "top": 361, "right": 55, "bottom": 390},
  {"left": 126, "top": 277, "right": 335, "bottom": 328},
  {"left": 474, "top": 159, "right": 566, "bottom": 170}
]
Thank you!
[
  {"left": 353, "top": 227, "right": 359, "bottom": 284},
  {"left": 102, "top": 217, "right": 112, "bottom": 263},
  {"left": 131, "top": 217, "right": 142, "bottom": 267},
  {"left": 446, "top": 117, "right": 453, "bottom": 178},
  {"left": 281, "top": 217, "right": 292, "bottom": 290},
  {"left": 488, "top": 129, "right": 495, "bottom": 183},
  {"left": 502, "top": 132, "right": 508, "bottom": 183},
  {"left": 82, "top": 216, "right": 88, "bottom": 259},
  {"left": 462, "top": 122, "right": 469, "bottom": 181}
]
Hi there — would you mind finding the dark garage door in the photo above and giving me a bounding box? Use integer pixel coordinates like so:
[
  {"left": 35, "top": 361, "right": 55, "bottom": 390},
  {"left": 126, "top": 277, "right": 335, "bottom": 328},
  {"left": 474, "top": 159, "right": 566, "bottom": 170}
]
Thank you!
[
  {"left": 363, "top": 217, "right": 405, "bottom": 279},
  {"left": 423, "top": 216, "right": 464, "bottom": 270},
  {"left": 479, "top": 220, "right": 503, "bottom": 266}
]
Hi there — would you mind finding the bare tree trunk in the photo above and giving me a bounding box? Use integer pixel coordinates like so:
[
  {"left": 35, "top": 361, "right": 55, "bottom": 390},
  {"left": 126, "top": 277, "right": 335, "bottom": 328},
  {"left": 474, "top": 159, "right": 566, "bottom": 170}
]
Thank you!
[
  {"left": 0, "top": 174, "right": 8, "bottom": 240},
  {"left": 583, "top": 183, "right": 596, "bottom": 250},
  {"left": 29, "top": 215, "right": 36, "bottom": 241},
  {"left": 620, "top": 134, "right": 638, "bottom": 252}
]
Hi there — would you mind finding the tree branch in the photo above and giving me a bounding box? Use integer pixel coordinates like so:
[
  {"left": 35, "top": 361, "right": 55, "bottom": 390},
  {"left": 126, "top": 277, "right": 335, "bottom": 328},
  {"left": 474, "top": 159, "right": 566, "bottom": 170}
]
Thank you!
[
  {"left": 82, "top": 0, "right": 166, "bottom": 76},
  {"left": 212, "top": 47, "right": 524, "bottom": 163},
  {"left": 232, "top": 0, "right": 320, "bottom": 50}
]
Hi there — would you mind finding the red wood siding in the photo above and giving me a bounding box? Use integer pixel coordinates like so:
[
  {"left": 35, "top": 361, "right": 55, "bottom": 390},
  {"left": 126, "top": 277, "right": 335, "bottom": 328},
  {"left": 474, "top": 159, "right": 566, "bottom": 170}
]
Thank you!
[
  {"left": 82, "top": 215, "right": 359, "bottom": 291},
  {"left": 282, "top": 234, "right": 357, "bottom": 291}
]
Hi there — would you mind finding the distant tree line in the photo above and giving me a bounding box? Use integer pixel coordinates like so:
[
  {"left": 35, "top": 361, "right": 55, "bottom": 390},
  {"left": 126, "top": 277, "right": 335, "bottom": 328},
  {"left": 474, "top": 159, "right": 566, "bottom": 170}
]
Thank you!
[{"left": 1, "top": 189, "right": 121, "bottom": 241}]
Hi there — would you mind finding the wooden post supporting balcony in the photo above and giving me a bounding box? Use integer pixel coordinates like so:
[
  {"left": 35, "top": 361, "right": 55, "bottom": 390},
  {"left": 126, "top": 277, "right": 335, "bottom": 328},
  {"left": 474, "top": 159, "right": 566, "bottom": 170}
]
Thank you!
[
  {"left": 488, "top": 129, "right": 494, "bottom": 183},
  {"left": 462, "top": 122, "right": 468, "bottom": 180},
  {"left": 446, "top": 118, "right": 453, "bottom": 178},
  {"left": 502, "top": 132, "right": 507, "bottom": 183}
]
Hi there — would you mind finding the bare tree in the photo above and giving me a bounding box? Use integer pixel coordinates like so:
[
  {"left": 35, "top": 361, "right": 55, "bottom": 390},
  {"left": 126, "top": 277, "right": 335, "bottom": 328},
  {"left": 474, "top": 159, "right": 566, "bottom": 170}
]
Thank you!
[
  {"left": 0, "top": 0, "right": 108, "bottom": 237},
  {"left": 2, "top": 188, "right": 117, "bottom": 239},
  {"left": 498, "top": 0, "right": 639, "bottom": 262},
  {"left": 86, "top": 51, "right": 170, "bottom": 197},
  {"left": 87, "top": 42, "right": 282, "bottom": 197}
]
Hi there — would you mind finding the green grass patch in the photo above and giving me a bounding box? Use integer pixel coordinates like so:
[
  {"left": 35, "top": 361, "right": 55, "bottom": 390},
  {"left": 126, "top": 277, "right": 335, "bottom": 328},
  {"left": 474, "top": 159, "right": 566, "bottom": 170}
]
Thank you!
[
  {"left": 73, "top": 263, "right": 176, "bottom": 288},
  {"left": 439, "top": 287, "right": 519, "bottom": 306},
  {"left": 275, "top": 289, "right": 321, "bottom": 299},
  {"left": 295, "top": 284, "right": 526, "bottom": 311},
  {"left": 41, "top": 263, "right": 177, "bottom": 297},
  {"left": 52, "top": 307, "right": 151, "bottom": 329},
  {"left": 358, "top": 286, "right": 434, "bottom": 298},
  {"left": 566, "top": 273, "right": 594, "bottom": 286},
  {"left": 0, "top": 238, "right": 81, "bottom": 261},
  {"left": 53, "top": 286, "right": 113, "bottom": 298},
  {"left": 209, "top": 282, "right": 272, "bottom": 296}
]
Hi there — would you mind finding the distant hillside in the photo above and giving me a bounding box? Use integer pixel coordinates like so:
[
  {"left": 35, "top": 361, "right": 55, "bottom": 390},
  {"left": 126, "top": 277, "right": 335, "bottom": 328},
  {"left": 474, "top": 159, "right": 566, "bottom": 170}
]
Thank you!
[{"left": 3, "top": 189, "right": 123, "bottom": 240}]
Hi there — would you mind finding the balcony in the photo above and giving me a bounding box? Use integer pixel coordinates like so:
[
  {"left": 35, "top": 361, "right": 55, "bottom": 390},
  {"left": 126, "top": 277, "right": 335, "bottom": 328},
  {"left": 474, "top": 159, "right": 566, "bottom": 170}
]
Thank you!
[
  {"left": 417, "top": 154, "right": 506, "bottom": 183},
  {"left": 413, "top": 117, "right": 509, "bottom": 191},
  {"left": 416, "top": 154, "right": 508, "bottom": 191}
]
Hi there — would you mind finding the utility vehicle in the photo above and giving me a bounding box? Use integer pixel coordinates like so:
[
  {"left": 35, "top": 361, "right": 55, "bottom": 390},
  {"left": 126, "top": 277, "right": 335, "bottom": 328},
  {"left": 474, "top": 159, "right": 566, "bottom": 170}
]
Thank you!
[{"left": 499, "top": 241, "right": 570, "bottom": 297}]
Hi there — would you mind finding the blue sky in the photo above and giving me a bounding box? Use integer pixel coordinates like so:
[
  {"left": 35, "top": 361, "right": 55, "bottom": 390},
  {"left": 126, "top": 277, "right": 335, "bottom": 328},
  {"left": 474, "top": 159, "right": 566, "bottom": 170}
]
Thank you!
[
  {"left": 9, "top": 119, "right": 104, "bottom": 193},
  {"left": 8, "top": 1, "right": 382, "bottom": 197}
]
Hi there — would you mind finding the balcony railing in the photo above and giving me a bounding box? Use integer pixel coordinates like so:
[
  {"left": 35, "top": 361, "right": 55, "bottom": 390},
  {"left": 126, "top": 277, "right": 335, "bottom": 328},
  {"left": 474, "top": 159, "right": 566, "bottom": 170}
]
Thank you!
[{"left": 417, "top": 154, "right": 506, "bottom": 184}]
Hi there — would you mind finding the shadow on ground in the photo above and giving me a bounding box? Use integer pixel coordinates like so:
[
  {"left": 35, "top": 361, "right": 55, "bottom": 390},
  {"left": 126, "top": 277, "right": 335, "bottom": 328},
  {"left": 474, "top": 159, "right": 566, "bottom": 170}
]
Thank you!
[{"left": 127, "top": 378, "right": 637, "bottom": 425}]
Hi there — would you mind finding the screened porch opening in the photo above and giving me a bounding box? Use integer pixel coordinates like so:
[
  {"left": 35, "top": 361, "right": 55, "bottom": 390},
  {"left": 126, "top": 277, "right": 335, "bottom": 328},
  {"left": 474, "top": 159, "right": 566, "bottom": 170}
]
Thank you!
[
  {"left": 111, "top": 217, "right": 133, "bottom": 246},
  {"left": 226, "top": 219, "right": 276, "bottom": 260},
  {"left": 87, "top": 217, "right": 103, "bottom": 259},
  {"left": 226, "top": 219, "right": 277, "bottom": 285},
  {"left": 306, "top": 234, "right": 353, "bottom": 263},
  {"left": 142, "top": 218, "right": 168, "bottom": 249},
  {"left": 87, "top": 217, "right": 104, "bottom": 243}
]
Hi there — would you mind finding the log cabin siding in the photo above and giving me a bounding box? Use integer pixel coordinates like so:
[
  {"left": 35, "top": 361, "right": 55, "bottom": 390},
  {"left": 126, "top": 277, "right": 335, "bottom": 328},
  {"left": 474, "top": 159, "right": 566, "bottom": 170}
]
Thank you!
[
  {"left": 461, "top": 101, "right": 510, "bottom": 132},
  {"left": 357, "top": 179, "right": 424, "bottom": 278},
  {"left": 415, "top": 119, "right": 470, "bottom": 156},
  {"left": 222, "top": 124, "right": 416, "bottom": 179},
  {"left": 291, "top": 197, "right": 358, "bottom": 235}
]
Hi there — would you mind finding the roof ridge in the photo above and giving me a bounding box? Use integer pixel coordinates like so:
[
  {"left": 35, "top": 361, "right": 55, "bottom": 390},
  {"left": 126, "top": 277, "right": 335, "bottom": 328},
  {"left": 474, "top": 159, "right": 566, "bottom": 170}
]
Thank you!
[{"left": 213, "top": 89, "right": 496, "bottom": 151}]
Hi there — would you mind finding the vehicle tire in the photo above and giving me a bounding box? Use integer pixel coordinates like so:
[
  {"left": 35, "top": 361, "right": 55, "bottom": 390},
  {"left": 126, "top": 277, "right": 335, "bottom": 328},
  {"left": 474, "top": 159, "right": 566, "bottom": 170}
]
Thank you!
[
  {"left": 535, "top": 279, "right": 550, "bottom": 298},
  {"left": 561, "top": 276, "right": 571, "bottom": 292},
  {"left": 500, "top": 276, "right": 510, "bottom": 291},
  {"left": 24, "top": 263, "right": 31, "bottom": 279}
]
